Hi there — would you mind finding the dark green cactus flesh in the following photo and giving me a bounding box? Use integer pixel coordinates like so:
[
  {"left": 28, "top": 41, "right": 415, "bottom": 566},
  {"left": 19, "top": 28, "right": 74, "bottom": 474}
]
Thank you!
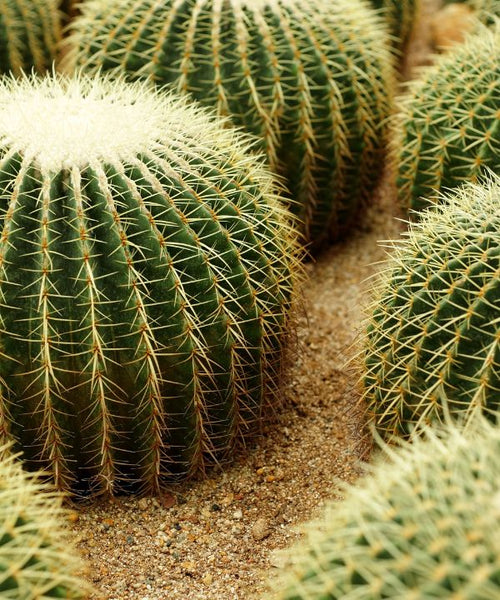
[
  {"left": 0, "top": 0, "right": 61, "bottom": 76},
  {"left": 395, "top": 25, "right": 500, "bottom": 213},
  {"left": 0, "top": 73, "right": 301, "bottom": 497},
  {"left": 0, "top": 445, "right": 91, "bottom": 598},
  {"left": 270, "top": 418, "right": 500, "bottom": 599},
  {"left": 65, "top": 0, "right": 394, "bottom": 252},
  {"left": 363, "top": 177, "right": 500, "bottom": 440}
]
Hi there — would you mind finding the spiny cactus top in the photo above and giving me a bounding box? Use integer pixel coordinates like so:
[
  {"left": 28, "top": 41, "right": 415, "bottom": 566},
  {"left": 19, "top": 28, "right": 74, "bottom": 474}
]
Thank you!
[
  {"left": 363, "top": 177, "right": 500, "bottom": 440},
  {"left": 269, "top": 418, "right": 500, "bottom": 599},
  {"left": 369, "top": 0, "right": 419, "bottom": 50},
  {"left": 0, "top": 445, "right": 91, "bottom": 598},
  {"left": 0, "top": 72, "right": 301, "bottom": 497},
  {"left": 64, "top": 0, "right": 394, "bottom": 252},
  {"left": 0, "top": 0, "right": 61, "bottom": 76},
  {"left": 395, "top": 25, "right": 500, "bottom": 212}
]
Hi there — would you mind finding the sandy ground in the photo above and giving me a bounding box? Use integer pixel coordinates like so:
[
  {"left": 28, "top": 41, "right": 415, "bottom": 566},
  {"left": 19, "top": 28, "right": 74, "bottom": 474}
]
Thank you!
[{"left": 69, "top": 2, "right": 441, "bottom": 598}]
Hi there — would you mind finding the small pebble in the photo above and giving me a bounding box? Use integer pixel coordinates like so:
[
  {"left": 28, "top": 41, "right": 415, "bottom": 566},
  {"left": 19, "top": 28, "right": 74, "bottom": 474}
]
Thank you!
[{"left": 251, "top": 518, "right": 271, "bottom": 541}]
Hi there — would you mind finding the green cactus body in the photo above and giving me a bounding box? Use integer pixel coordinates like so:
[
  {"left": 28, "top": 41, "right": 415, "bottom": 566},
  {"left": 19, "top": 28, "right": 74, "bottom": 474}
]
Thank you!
[
  {"left": 64, "top": 0, "right": 394, "bottom": 252},
  {"left": 0, "top": 72, "right": 301, "bottom": 497},
  {"left": 0, "top": 0, "right": 61, "bottom": 76},
  {"left": 270, "top": 418, "right": 500, "bottom": 599},
  {"left": 362, "top": 177, "right": 500, "bottom": 440},
  {"left": 0, "top": 445, "right": 91, "bottom": 598},
  {"left": 369, "top": 0, "right": 420, "bottom": 49},
  {"left": 396, "top": 25, "right": 500, "bottom": 213}
]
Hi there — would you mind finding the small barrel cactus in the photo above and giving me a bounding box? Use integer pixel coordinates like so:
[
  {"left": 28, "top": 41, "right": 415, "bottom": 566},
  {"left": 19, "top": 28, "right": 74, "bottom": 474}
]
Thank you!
[
  {"left": 362, "top": 177, "right": 500, "bottom": 440},
  {"left": 369, "top": 0, "right": 420, "bottom": 49},
  {"left": 269, "top": 418, "right": 500, "bottom": 599},
  {"left": 0, "top": 0, "right": 61, "bottom": 76},
  {"left": 0, "top": 72, "right": 301, "bottom": 497},
  {"left": 64, "top": 0, "right": 394, "bottom": 252},
  {"left": 395, "top": 24, "right": 500, "bottom": 212},
  {"left": 0, "top": 445, "right": 91, "bottom": 598}
]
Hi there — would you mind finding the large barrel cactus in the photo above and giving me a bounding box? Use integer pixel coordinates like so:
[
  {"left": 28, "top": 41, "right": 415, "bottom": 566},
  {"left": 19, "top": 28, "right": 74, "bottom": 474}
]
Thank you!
[
  {"left": 369, "top": 0, "right": 420, "bottom": 50},
  {"left": 395, "top": 25, "right": 500, "bottom": 213},
  {"left": 0, "top": 445, "right": 91, "bottom": 598},
  {"left": 362, "top": 177, "right": 500, "bottom": 440},
  {"left": 269, "top": 418, "right": 500, "bottom": 599},
  {"left": 0, "top": 72, "right": 301, "bottom": 497},
  {"left": 64, "top": 0, "right": 394, "bottom": 252},
  {"left": 0, "top": 0, "right": 61, "bottom": 76}
]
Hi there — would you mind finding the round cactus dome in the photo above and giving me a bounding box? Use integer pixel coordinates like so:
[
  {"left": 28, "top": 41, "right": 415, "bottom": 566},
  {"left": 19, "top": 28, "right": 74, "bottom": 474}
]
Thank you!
[
  {"left": 270, "top": 418, "right": 500, "bottom": 599},
  {"left": 0, "top": 73, "right": 301, "bottom": 497},
  {"left": 64, "top": 0, "right": 394, "bottom": 252},
  {"left": 363, "top": 176, "right": 500, "bottom": 439}
]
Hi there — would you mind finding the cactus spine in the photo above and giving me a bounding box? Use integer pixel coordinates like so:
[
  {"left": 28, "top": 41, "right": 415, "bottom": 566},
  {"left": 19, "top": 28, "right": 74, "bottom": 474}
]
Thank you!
[
  {"left": 395, "top": 25, "right": 500, "bottom": 213},
  {"left": 270, "top": 418, "right": 500, "bottom": 599},
  {"left": 0, "top": 0, "right": 61, "bottom": 76},
  {"left": 64, "top": 0, "right": 394, "bottom": 252},
  {"left": 362, "top": 177, "right": 500, "bottom": 440},
  {"left": 0, "top": 445, "right": 91, "bottom": 598},
  {"left": 0, "top": 72, "right": 301, "bottom": 497}
]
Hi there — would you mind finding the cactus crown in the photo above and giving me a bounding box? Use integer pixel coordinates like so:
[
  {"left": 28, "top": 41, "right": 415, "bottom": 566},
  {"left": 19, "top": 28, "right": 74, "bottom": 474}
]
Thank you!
[
  {"left": 0, "top": 72, "right": 301, "bottom": 496},
  {"left": 395, "top": 24, "right": 500, "bottom": 212},
  {"left": 0, "top": 445, "right": 91, "bottom": 598},
  {"left": 362, "top": 176, "right": 500, "bottom": 439},
  {"left": 64, "top": 0, "right": 394, "bottom": 251},
  {"left": 270, "top": 418, "right": 500, "bottom": 599},
  {"left": 0, "top": 75, "right": 177, "bottom": 171},
  {"left": 0, "top": 0, "right": 61, "bottom": 76}
]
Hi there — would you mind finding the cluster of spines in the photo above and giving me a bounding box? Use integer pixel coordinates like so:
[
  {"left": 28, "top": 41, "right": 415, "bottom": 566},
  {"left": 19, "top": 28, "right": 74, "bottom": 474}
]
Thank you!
[
  {"left": 0, "top": 445, "right": 91, "bottom": 598},
  {"left": 362, "top": 177, "right": 500, "bottom": 440},
  {"left": 63, "top": 0, "right": 394, "bottom": 251},
  {"left": 394, "top": 24, "right": 500, "bottom": 212},
  {"left": 269, "top": 418, "right": 500, "bottom": 599},
  {"left": 0, "top": 0, "right": 61, "bottom": 76},
  {"left": 0, "top": 73, "right": 302, "bottom": 497}
]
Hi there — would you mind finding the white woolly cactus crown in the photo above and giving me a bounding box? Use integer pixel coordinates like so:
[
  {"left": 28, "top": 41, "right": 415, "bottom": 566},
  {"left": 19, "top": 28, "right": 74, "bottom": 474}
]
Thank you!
[{"left": 0, "top": 73, "right": 268, "bottom": 174}]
